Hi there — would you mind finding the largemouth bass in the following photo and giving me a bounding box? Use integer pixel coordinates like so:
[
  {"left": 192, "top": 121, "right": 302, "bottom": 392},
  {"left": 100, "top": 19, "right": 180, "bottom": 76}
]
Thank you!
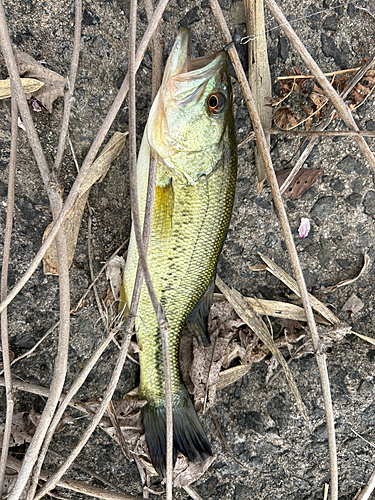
[{"left": 121, "top": 28, "right": 237, "bottom": 476}]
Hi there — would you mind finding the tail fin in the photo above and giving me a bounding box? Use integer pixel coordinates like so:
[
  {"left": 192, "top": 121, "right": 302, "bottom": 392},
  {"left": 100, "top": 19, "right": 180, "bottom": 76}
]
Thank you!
[{"left": 142, "top": 386, "right": 212, "bottom": 477}]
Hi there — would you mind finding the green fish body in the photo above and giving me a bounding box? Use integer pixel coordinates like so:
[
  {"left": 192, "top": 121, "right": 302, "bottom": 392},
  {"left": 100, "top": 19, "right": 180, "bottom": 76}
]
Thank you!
[{"left": 121, "top": 28, "right": 237, "bottom": 476}]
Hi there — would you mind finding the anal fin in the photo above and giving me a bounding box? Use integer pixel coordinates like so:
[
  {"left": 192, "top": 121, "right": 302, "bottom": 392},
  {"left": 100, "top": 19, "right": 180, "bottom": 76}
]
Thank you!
[{"left": 186, "top": 276, "right": 215, "bottom": 347}]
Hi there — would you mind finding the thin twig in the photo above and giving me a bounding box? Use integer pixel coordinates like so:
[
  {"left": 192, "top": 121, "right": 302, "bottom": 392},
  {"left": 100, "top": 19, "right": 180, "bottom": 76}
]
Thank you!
[
  {"left": 0, "top": 378, "right": 89, "bottom": 415},
  {"left": 0, "top": 3, "right": 72, "bottom": 498},
  {"left": 277, "top": 62, "right": 375, "bottom": 80},
  {"left": 144, "top": 0, "right": 163, "bottom": 102},
  {"left": 265, "top": 0, "right": 375, "bottom": 180},
  {"left": 209, "top": 0, "right": 338, "bottom": 496},
  {"left": 0, "top": 0, "right": 170, "bottom": 316},
  {"left": 182, "top": 485, "right": 204, "bottom": 500},
  {"left": 0, "top": 85, "right": 18, "bottom": 496},
  {"left": 87, "top": 203, "right": 107, "bottom": 327},
  {"left": 271, "top": 129, "right": 375, "bottom": 138},
  {"left": 54, "top": 0, "right": 82, "bottom": 175},
  {"left": 238, "top": 128, "right": 375, "bottom": 148}
]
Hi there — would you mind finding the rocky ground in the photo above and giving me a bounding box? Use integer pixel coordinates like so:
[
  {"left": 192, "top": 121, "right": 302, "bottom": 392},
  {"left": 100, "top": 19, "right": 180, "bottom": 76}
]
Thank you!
[{"left": 0, "top": 0, "right": 375, "bottom": 499}]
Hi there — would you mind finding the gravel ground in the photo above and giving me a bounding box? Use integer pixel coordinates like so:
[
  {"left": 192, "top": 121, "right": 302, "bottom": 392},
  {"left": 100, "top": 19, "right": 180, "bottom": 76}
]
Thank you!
[{"left": 0, "top": 0, "right": 375, "bottom": 499}]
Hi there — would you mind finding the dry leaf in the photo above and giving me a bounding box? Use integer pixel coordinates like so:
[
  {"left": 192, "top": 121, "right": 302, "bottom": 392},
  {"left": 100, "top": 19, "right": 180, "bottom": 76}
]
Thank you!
[
  {"left": 342, "top": 294, "right": 364, "bottom": 315},
  {"left": 274, "top": 106, "right": 298, "bottom": 130},
  {"left": 0, "top": 412, "right": 39, "bottom": 448},
  {"left": 184, "top": 300, "right": 243, "bottom": 412},
  {"left": 106, "top": 255, "right": 126, "bottom": 301},
  {"left": 15, "top": 51, "right": 65, "bottom": 112},
  {"left": 0, "top": 78, "right": 44, "bottom": 100},
  {"left": 276, "top": 168, "right": 323, "bottom": 200},
  {"left": 43, "top": 132, "right": 127, "bottom": 275},
  {"left": 217, "top": 364, "right": 253, "bottom": 390},
  {"left": 309, "top": 91, "right": 328, "bottom": 108},
  {"left": 172, "top": 454, "right": 215, "bottom": 487}
]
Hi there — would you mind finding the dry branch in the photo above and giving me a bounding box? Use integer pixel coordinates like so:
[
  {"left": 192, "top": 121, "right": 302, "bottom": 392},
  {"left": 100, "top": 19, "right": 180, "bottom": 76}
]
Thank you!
[
  {"left": 279, "top": 54, "right": 375, "bottom": 195},
  {"left": 356, "top": 468, "right": 375, "bottom": 500},
  {"left": 244, "top": 0, "right": 272, "bottom": 190},
  {"left": 209, "top": 0, "right": 338, "bottom": 494},
  {"left": 0, "top": 1, "right": 72, "bottom": 497},
  {"left": 53, "top": 0, "right": 82, "bottom": 175},
  {"left": 0, "top": 87, "right": 17, "bottom": 496}
]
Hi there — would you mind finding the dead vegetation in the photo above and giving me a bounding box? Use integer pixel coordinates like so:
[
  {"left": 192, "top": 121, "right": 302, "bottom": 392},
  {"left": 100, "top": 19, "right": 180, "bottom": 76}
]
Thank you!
[{"left": 0, "top": 0, "right": 375, "bottom": 499}]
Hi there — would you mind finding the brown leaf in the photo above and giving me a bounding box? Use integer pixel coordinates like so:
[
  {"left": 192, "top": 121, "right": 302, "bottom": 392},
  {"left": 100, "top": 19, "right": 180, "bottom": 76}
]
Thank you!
[
  {"left": 304, "top": 116, "right": 313, "bottom": 130},
  {"left": 352, "top": 87, "right": 365, "bottom": 104},
  {"left": 309, "top": 91, "right": 328, "bottom": 108},
  {"left": 342, "top": 293, "right": 364, "bottom": 315},
  {"left": 172, "top": 454, "right": 215, "bottom": 487},
  {"left": 276, "top": 318, "right": 303, "bottom": 335},
  {"left": 15, "top": 51, "right": 65, "bottom": 112},
  {"left": 185, "top": 301, "right": 244, "bottom": 412},
  {"left": 274, "top": 107, "right": 298, "bottom": 130},
  {"left": 0, "top": 412, "right": 39, "bottom": 448},
  {"left": 276, "top": 168, "right": 323, "bottom": 199},
  {"left": 313, "top": 84, "right": 325, "bottom": 95},
  {"left": 356, "top": 82, "right": 371, "bottom": 95}
]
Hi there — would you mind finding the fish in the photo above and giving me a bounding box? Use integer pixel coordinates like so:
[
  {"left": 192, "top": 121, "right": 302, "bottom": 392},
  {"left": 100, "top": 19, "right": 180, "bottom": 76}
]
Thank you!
[{"left": 120, "top": 27, "right": 237, "bottom": 477}]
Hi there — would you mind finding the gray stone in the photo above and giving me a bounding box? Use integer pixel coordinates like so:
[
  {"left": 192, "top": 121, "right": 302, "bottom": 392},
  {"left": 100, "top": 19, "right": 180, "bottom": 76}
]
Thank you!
[
  {"left": 363, "top": 190, "right": 375, "bottom": 217},
  {"left": 351, "top": 177, "right": 363, "bottom": 193},
  {"left": 346, "top": 193, "right": 362, "bottom": 207},
  {"left": 337, "top": 154, "right": 367, "bottom": 175},
  {"left": 278, "top": 37, "right": 288, "bottom": 60},
  {"left": 322, "top": 15, "right": 338, "bottom": 30},
  {"left": 310, "top": 196, "right": 336, "bottom": 218},
  {"left": 347, "top": 2, "right": 356, "bottom": 18},
  {"left": 321, "top": 34, "right": 347, "bottom": 69},
  {"left": 330, "top": 178, "right": 345, "bottom": 192}
]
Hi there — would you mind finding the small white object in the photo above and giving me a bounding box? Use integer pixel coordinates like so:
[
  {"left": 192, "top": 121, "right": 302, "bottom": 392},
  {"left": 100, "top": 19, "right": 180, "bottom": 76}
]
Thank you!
[
  {"left": 17, "top": 117, "right": 26, "bottom": 131},
  {"left": 298, "top": 218, "right": 310, "bottom": 238}
]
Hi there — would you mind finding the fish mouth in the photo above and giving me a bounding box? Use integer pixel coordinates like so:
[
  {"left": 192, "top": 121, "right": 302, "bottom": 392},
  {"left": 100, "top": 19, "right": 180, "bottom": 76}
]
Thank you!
[{"left": 163, "top": 28, "right": 226, "bottom": 103}]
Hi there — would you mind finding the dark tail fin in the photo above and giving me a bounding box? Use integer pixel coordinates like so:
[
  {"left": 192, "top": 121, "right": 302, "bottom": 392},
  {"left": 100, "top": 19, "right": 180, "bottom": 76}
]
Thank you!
[{"left": 142, "top": 386, "right": 212, "bottom": 477}]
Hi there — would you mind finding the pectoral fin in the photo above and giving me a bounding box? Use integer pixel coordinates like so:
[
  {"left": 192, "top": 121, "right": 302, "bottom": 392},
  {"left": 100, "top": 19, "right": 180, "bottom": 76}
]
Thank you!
[{"left": 186, "top": 276, "right": 215, "bottom": 346}]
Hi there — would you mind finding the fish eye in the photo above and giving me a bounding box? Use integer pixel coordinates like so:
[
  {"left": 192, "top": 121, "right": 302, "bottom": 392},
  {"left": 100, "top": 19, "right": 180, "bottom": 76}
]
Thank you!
[{"left": 207, "top": 92, "right": 226, "bottom": 114}]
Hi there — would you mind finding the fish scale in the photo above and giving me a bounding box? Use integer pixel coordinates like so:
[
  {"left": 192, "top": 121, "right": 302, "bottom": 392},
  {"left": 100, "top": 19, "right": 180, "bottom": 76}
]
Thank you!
[{"left": 121, "top": 27, "right": 237, "bottom": 476}]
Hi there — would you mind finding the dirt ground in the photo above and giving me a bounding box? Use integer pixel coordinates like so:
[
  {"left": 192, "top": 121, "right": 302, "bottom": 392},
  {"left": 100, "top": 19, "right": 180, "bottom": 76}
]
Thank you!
[{"left": 1, "top": 0, "right": 375, "bottom": 498}]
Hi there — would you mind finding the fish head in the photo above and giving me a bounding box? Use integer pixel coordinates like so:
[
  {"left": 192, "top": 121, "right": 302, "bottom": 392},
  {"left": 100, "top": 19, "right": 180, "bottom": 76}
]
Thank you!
[{"left": 147, "top": 28, "right": 234, "bottom": 186}]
